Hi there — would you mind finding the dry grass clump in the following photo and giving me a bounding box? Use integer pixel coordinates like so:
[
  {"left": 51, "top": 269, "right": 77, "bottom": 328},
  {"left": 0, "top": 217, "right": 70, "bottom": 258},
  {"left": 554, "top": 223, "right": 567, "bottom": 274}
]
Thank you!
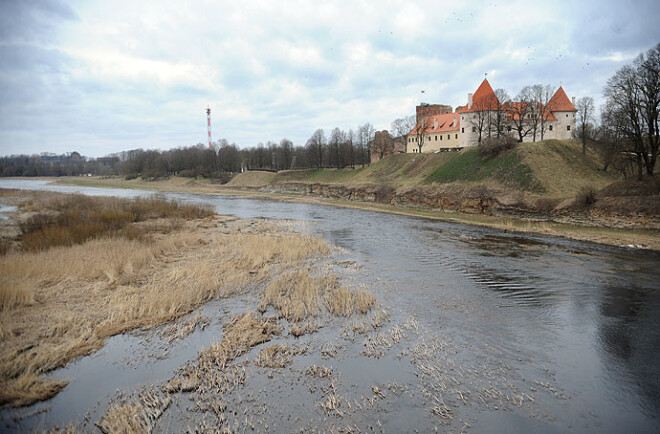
[
  {"left": 237, "top": 232, "right": 330, "bottom": 269},
  {"left": 291, "top": 321, "right": 320, "bottom": 337},
  {"left": 325, "top": 277, "right": 376, "bottom": 317},
  {"left": 259, "top": 269, "right": 324, "bottom": 321},
  {"left": 96, "top": 388, "right": 171, "bottom": 434},
  {"left": 198, "top": 312, "right": 281, "bottom": 370},
  {"left": 575, "top": 185, "right": 598, "bottom": 208},
  {"left": 254, "top": 344, "right": 306, "bottom": 368},
  {"left": 160, "top": 315, "right": 210, "bottom": 343},
  {"left": 19, "top": 193, "right": 213, "bottom": 252},
  {"left": 306, "top": 365, "right": 333, "bottom": 379},
  {"left": 259, "top": 270, "right": 376, "bottom": 324}
]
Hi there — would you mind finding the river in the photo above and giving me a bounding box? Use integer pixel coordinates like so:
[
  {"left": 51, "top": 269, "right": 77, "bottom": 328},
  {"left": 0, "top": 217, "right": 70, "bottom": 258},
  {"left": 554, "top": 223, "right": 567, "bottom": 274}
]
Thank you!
[{"left": 1, "top": 179, "right": 659, "bottom": 433}]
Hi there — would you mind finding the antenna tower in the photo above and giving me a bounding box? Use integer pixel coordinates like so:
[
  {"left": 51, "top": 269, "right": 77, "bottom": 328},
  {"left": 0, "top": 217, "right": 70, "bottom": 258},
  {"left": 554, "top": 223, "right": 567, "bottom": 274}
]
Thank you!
[{"left": 206, "top": 106, "right": 212, "bottom": 148}]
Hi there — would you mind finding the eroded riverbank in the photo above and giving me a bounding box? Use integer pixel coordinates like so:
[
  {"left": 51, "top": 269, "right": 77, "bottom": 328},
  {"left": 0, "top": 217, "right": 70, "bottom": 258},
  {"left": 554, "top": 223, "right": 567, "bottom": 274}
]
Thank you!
[{"left": 51, "top": 176, "right": 660, "bottom": 251}]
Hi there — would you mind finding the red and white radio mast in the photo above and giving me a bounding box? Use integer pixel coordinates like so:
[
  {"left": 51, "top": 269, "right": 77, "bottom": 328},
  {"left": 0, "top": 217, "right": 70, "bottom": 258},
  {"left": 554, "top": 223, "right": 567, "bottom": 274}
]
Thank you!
[{"left": 206, "top": 106, "right": 212, "bottom": 148}]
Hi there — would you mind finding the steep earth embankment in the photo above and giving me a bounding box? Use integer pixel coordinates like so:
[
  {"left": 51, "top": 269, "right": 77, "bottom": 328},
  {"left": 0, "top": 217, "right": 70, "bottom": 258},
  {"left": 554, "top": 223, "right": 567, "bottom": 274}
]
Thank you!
[{"left": 227, "top": 140, "right": 660, "bottom": 228}]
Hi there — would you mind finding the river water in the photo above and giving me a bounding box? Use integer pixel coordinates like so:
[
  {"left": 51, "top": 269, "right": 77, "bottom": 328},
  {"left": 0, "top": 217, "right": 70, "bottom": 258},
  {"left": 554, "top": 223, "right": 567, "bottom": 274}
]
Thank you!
[{"left": 1, "top": 179, "right": 659, "bottom": 433}]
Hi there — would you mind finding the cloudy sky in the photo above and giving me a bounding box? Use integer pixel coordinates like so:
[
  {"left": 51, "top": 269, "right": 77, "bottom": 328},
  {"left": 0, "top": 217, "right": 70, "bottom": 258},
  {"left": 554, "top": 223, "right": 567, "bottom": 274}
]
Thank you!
[{"left": 1, "top": 0, "right": 659, "bottom": 157}]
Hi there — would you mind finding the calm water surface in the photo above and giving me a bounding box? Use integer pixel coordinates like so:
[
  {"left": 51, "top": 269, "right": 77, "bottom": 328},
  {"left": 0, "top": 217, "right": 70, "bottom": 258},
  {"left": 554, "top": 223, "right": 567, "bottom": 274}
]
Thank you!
[{"left": 1, "top": 179, "right": 659, "bottom": 433}]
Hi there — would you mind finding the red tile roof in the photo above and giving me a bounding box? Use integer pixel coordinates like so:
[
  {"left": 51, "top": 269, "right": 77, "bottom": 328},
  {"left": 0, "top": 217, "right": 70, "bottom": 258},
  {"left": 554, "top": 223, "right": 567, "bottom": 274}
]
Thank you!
[
  {"left": 548, "top": 86, "right": 576, "bottom": 112},
  {"left": 407, "top": 112, "right": 460, "bottom": 136},
  {"left": 458, "top": 79, "right": 500, "bottom": 113}
]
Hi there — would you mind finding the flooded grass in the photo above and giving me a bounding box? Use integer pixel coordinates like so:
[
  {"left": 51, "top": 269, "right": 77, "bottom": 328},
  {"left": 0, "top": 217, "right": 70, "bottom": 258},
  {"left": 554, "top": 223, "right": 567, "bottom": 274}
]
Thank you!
[
  {"left": 259, "top": 269, "right": 377, "bottom": 322},
  {"left": 0, "top": 190, "right": 334, "bottom": 408}
]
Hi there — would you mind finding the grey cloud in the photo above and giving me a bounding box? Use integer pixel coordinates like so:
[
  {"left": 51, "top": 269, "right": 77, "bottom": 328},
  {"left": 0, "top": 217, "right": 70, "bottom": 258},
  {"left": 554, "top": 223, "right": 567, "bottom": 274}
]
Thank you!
[
  {"left": 0, "top": 0, "right": 78, "bottom": 43},
  {"left": 569, "top": 0, "right": 660, "bottom": 55}
]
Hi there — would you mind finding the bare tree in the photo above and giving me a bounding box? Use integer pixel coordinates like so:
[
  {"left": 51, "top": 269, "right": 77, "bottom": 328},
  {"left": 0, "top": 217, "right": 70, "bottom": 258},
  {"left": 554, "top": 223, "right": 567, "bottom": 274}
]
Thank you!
[
  {"left": 596, "top": 109, "right": 632, "bottom": 174},
  {"left": 329, "top": 128, "right": 342, "bottom": 168},
  {"left": 371, "top": 131, "right": 394, "bottom": 160},
  {"left": 412, "top": 117, "right": 427, "bottom": 153},
  {"left": 306, "top": 129, "right": 326, "bottom": 169},
  {"left": 347, "top": 129, "right": 356, "bottom": 169},
  {"left": 493, "top": 88, "right": 510, "bottom": 138},
  {"left": 279, "top": 138, "right": 293, "bottom": 170},
  {"left": 604, "top": 43, "right": 660, "bottom": 178},
  {"left": 575, "top": 96, "right": 595, "bottom": 154},
  {"left": 391, "top": 115, "right": 416, "bottom": 138},
  {"left": 357, "top": 123, "right": 375, "bottom": 166},
  {"left": 509, "top": 86, "right": 535, "bottom": 142},
  {"left": 533, "top": 84, "right": 556, "bottom": 141}
]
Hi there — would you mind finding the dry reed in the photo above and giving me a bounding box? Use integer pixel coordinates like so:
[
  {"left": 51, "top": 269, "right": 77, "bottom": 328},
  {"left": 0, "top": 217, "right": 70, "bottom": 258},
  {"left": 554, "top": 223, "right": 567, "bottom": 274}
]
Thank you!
[
  {"left": 0, "top": 192, "right": 332, "bottom": 407},
  {"left": 254, "top": 344, "right": 306, "bottom": 368},
  {"left": 259, "top": 269, "right": 376, "bottom": 324},
  {"left": 96, "top": 388, "right": 171, "bottom": 434},
  {"left": 198, "top": 312, "right": 281, "bottom": 370}
]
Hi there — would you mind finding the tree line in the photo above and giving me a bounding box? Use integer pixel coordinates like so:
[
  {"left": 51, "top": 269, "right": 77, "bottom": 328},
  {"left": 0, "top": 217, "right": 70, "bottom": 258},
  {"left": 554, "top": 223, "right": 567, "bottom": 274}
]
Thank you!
[{"left": 0, "top": 123, "right": 378, "bottom": 181}]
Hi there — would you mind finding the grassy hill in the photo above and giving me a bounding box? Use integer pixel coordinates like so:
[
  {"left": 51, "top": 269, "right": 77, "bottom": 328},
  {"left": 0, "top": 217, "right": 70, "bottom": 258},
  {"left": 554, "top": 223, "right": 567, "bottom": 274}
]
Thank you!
[
  {"left": 226, "top": 152, "right": 455, "bottom": 189},
  {"left": 228, "top": 140, "right": 619, "bottom": 199}
]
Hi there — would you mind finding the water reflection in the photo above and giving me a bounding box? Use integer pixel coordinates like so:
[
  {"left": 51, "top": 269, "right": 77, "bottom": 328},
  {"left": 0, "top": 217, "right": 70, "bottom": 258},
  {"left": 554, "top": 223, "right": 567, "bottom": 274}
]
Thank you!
[{"left": 598, "top": 277, "right": 660, "bottom": 414}]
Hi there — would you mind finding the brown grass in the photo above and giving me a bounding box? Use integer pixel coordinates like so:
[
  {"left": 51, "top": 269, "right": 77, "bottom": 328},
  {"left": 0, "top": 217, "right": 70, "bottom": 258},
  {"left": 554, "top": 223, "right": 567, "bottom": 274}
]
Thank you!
[
  {"left": 18, "top": 193, "right": 213, "bottom": 252},
  {"left": 198, "top": 312, "right": 282, "bottom": 370},
  {"left": 259, "top": 269, "right": 376, "bottom": 323},
  {"left": 96, "top": 388, "right": 171, "bottom": 434},
  {"left": 254, "top": 344, "right": 306, "bottom": 368},
  {"left": 0, "top": 192, "right": 333, "bottom": 408}
]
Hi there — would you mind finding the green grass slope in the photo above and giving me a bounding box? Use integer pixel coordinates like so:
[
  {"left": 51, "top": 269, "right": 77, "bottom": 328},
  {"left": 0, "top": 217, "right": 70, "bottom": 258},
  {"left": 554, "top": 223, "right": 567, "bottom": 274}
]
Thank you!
[
  {"left": 425, "top": 148, "right": 542, "bottom": 192},
  {"left": 228, "top": 140, "right": 620, "bottom": 199}
]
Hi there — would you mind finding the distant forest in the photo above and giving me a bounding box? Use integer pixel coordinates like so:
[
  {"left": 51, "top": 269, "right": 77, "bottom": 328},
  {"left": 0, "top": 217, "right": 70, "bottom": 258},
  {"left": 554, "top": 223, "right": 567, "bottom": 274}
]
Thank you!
[{"left": 0, "top": 124, "right": 379, "bottom": 183}]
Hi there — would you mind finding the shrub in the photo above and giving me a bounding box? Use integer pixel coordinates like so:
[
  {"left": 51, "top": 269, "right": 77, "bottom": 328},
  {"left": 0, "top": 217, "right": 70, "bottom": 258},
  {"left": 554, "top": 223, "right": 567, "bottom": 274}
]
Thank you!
[
  {"left": 19, "top": 194, "right": 214, "bottom": 251},
  {"left": 576, "top": 186, "right": 598, "bottom": 208},
  {"left": 124, "top": 173, "right": 138, "bottom": 180},
  {"left": 478, "top": 136, "right": 517, "bottom": 161}
]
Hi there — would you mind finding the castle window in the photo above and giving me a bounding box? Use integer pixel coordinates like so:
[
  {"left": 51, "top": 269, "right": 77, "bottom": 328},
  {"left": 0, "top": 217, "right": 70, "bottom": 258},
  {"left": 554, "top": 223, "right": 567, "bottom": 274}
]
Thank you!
[
  {"left": 455, "top": 134, "right": 458, "bottom": 139},
  {"left": 440, "top": 135, "right": 443, "bottom": 141},
  {"left": 435, "top": 135, "right": 438, "bottom": 141},
  {"left": 566, "top": 114, "right": 568, "bottom": 118},
  {"left": 462, "top": 127, "right": 464, "bottom": 133},
  {"left": 567, "top": 125, "right": 570, "bottom": 131},
  {"left": 447, "top": 135, "right": 450, "bottom": 140},
  {"left": 549, "top": 125, "right": 553, "bottom": 131}
]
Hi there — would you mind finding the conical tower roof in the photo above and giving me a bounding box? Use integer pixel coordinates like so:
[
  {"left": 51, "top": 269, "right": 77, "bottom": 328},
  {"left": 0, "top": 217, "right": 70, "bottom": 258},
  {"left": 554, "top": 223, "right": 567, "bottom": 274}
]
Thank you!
[{"left": 548, "top": 87, "right": 577, "bottom": 112}]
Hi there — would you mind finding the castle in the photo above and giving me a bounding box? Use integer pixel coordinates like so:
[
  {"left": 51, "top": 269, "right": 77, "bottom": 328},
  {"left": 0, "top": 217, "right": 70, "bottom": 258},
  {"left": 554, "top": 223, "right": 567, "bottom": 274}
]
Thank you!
[{"left": 406, "top": 79, "right": 577, "bottom": 153}]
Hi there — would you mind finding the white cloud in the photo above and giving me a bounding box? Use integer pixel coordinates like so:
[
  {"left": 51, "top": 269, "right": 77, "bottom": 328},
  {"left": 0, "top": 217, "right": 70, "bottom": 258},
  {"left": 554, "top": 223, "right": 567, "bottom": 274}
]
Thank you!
[{"left": 0, "top": 0, "right": 658, "bottom": 157}]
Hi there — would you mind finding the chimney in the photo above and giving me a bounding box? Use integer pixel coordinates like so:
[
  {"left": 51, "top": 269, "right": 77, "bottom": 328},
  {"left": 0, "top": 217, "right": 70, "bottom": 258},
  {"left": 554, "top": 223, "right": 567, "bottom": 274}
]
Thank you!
[
  {"left": 572, "top": 96, "right": 575, "bottom": 106},
  {"left": 468, "top": 93, "right": 473, "bottom": 109}
]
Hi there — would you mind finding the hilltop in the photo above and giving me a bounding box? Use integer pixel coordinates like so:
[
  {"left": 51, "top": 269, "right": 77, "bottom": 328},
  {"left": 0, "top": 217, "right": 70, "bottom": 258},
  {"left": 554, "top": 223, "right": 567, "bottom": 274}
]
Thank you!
[{"left": 228, "top": 140, "right": 613, "bottom": 194}]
